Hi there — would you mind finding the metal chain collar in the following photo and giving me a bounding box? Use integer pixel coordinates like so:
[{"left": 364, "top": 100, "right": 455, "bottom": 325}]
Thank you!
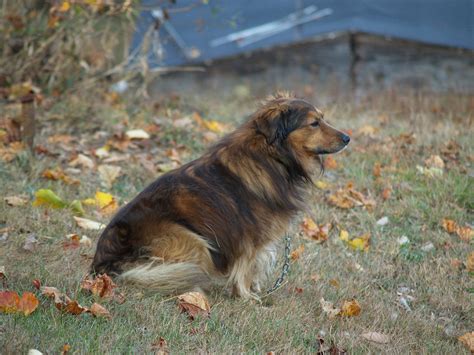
[{"left": 266, "top": 234, "right": 292, "bottom": 294}]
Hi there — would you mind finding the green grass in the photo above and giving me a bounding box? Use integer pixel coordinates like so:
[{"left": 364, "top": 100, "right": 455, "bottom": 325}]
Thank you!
[{"left": 0, "top": 88, "right": 472, "bottom": 353}]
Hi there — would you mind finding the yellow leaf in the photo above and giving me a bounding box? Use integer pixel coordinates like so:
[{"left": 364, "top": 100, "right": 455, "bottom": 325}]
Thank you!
[
  {"left": 95, "top": 191, "right": 114, "bottom": 209},
  {"left": 339, "top": 230, "right": 349, "bottom": 242},
  {"left": 340, "top": 299, "right": 361, "bottom": 317},
  {"left": 347, "top": 233, "right": 370, "bottom": 251},
  {"left": 58, "top": 1, "right": 70, "bottom": 12},
  {"left": 82, "top": 198, "right": 96, "bottom": 206},
  {"left": 314, "top": 180, "right": 329, "bottom": 190},
  {"left": 32, "top": 189, "right": 67, "bottom": 209},
  {"left": 203, "top": 120, "right": 225, "bottom": 133}
]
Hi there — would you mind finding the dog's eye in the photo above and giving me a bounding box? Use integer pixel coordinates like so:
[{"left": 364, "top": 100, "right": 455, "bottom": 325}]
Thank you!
[{"left": 310, "top": 121, "right": 320, "bottom": 127}]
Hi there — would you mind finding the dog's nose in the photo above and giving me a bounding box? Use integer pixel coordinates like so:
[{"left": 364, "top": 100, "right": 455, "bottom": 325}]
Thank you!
[{"left": 341, "top": 134, "right": 350, "bottom": 145}]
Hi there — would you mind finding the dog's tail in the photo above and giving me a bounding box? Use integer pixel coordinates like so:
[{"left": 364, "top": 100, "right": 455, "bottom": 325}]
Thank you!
[{"left": 119, "top": 260, "right": 212, "bottom": 294}]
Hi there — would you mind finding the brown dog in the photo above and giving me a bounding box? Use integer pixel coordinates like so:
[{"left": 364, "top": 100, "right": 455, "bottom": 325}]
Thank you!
[{"left": 91, "top": 93, "right": 350, "bottom": 299}]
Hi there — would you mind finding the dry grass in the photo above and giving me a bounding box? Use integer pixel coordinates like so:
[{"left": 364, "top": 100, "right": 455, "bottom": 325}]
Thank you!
[{"left": 0, "top": 85, "right": 472, "bottom": 353}]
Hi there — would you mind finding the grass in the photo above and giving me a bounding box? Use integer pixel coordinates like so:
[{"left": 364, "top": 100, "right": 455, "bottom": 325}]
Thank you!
[{"left": 0, "top": 85, "right": 472, "bottom": 354}]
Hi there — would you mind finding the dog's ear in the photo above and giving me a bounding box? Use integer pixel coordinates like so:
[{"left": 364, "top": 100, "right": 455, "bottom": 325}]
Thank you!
[{"left": 254, "top": 104, "right": 291, "bottom": 145}]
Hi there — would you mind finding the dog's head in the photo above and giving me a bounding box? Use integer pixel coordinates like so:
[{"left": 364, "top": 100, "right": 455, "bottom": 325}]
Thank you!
[{"left": 254, "top": 94, "right": 350, "bottom": 171}]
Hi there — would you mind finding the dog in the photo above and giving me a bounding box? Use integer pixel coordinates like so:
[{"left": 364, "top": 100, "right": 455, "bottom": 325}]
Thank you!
[{"left": 91, "top": 93, "right": 350, "bottom": 299}]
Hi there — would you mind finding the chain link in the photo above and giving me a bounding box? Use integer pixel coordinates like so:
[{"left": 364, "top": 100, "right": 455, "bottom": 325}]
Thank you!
[{"left": 266, "top": 234, "right": 292, "bottom": 294}]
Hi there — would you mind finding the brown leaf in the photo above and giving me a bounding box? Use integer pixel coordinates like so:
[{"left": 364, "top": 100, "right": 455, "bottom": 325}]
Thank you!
[
  {"left": 327, "top": 183, "right": 376, "bottom": 211},
  {"left": 18, "top": 292, "right": 39, "bottom": 316},
  {"left": 32, "top": 279, "right": 41, "bottom": 290},
  {"left": 69, "top": 154, "right": 94, "bottom": 169},
  {"left": 458, "top": 332, "right": 474, "bottom": 353},
  {"left": 361, "top": 332, "right": 390, "bottom": 344},
  {"left": 61, "top": 344, "right": 71, "bottom": 355},
  {"left": 41, "top": 286, "right": 87, "bottom": 315},
  {"left": 458, "top": 332, "right": 474, "bottom": 352},
  {"left": 61, "top": 299, "right": 88, "bottom": 315},
  {"left": 177, "top": 291, "right": 210, "bottom": 320},
  {"left": 90, "top": 302, "right": 112, "bottom": 319},
  {"left": 300, "top": 217, "right": 331, "bottom": 243},
  {"left": 381, "top": 186, "right": 392, "bottom": 200},
  {"left": 324, "top": 156, "right": 338, "bottom": 170},
  {"left": 467, "top": 252, "right": 474, "bottom": 272},
  {"left": 42, "top": 167, "right": 79, "bottom": 185},
  {"left": 340, "top": 299, "right": 361, "bottom": 317},
  {"left": 441, "top": 219, "right": 457, "bottom": 234},
  {"left": 4, "top": 195, "right": 28, "bottom": 206},
  {"left": 151, "top": 337, "right": 169, "bottom": 354},
  {"left": 81, "top": 274, "right": 117, "bottom": 299},
  {"left": 372, "top": 162, "right": 382, "bottom": 178},
  {"left": 0, "top": 291, "right": 20, "bottom": 313},
  {"left": 290, "top": 244, "right": 305, "bottom": 261}
]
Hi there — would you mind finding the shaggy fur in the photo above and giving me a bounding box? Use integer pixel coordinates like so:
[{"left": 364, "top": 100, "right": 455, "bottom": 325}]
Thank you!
[{"left": 91, "top": 93, "right": 350, "bottom": 299}]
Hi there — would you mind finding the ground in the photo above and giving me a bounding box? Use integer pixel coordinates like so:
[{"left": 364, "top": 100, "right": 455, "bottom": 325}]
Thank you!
[{"left": 0, "top": 79, "right": 472, "bottom": 353}]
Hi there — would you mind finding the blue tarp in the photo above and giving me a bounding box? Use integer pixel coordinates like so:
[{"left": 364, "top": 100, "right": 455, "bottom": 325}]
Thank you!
[{"left": 130, "top": 0, "right": 474, "bottom": 67}]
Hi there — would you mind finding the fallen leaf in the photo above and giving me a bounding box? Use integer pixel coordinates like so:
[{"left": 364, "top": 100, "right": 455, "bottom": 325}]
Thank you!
[
  {"left": 467, "top": 252, "right": 474, "bottom": 272},
  {"left": 324, "top": 156, "right": 338, "bottom": 170},
  {"left": 4, "top": 195, "right": 28, "bottom": 206},
  {"left": 177, "top": 291, "right": 210, "bottom": 320},
  {"left": 441, "top": 219, "right": 472, "bottom": 242},
  {"left": 458, "top": 332, "right": 474, "bottom": 352},
  {"left": 327, "top": 183, "right": 376, "bottom": 211},
  {"left": 32, "top": 279, "right": 41, "bottom": 290},
  {"left": 314, "top": 180, "right": 330, "bottom": 190},
  {"left": 81, "top": 274, "right": 117, "bottom": 299},
  {"left": 42, "top": 167, "right": 79, "bottom": 185},
  {"left": 340, "top": 299, "right": 361, "bottom": 317},
  {"left": 357, "top": 125, "right": 378, "bottom": 137},
  {"left": 90, "top": 302, "right": 111, "bottom": 319},
  {"left": 320, "top": 297, "right": 340, "bottom": 319},
  {"left": 442, "top": 219, "right": 457, "bottom": 234},
  {"left": 301, "top": 217, "right": 331, "bottom": 243},
  {"left": 18, "top": 292, "right": 39, "bottom": 316},
  {"left": 61, "top": 344, "right": 71, "bottom": 355},
  {"left": 373, "top": 162, "right": 382, "bottom": 177},
  {"left": 290, "top": 244, "right": 305, "bottom": 261},
  {"left": 361, "top": 332, "right": 390, "bottom": 344},
  {"left": 126, "top": 129, "right": 150, "bottom": 140},
  {"left": 347, "top": 233, "right": 371, "bottom": 251},
  {"left": 376, "top": 216, "right": 389, "bottom": 226},
  {"left": 73, "top": 216, "right": 105, "bottom": 230},
  {"left": 62, "top": 234, "right": 80, "bottom": 250},
  {"left": 457, "top": 226, "right": 473, "bottom": 242},
  {"left": 69, "top": 154, "right": 94, "bottom": 169},
  {"left": 339, "top": 230, "right": 349, "bottom": 242},
  {"left": 416, "top": 165, "right": 443, "bottom": 178},
  {"left": 0, "top": 291, "right": 39, "bottom": 316},
  {"left": 151, "top": 337, "right": 169, "bottom": 354},
  {"left": 41, "top": 286, "right": 88, "bottom": 315},
  {"left": 329, "top": 279, "right": 340, "bottom": 288},
  {"left": 23, "top": 234, "right": 38, "bottom": 252},
  {"left": 0, "top": 291, "right": 20, "bottom": 313},
  {"left": 381, "top": 186, "right": 392, "bottom": 200},
  {"left": 424, "top": 155, "right": 444, "bottom": 169},
  {"left": 98, "top": 165, "right": 121, "bottom": 188},
  {"left": 32, "top": 189, "right": 67, "bottom": 209},
  {"left": 203, "top": 120, "right": 226, "bottom": 133}
]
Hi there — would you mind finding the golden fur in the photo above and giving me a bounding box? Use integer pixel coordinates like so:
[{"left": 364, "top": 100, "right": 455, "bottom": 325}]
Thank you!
[{"left": 91, "top": 93, "right": 350, "bottom": 299}]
